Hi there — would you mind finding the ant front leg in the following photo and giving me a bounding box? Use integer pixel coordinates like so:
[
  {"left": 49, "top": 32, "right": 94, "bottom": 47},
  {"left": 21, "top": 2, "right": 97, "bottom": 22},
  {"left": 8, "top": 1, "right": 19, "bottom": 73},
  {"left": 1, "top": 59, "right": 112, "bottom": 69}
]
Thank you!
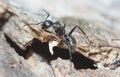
[{"left": 68, "top": 26, "right": 91, "bottom": 44}]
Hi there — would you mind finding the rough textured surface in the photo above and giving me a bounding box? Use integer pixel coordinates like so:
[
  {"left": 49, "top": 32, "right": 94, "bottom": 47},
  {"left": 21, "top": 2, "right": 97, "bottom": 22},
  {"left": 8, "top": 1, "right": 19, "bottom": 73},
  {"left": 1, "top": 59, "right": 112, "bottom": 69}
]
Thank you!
[
  {"left": 0, "top": 32, "right": 35, "bottom": 77},
  {"left": 51, "top": 58, "right": 120, "bottom": 77},
  {"left": 0, "top": 32, "right": 55, "bottom": 77},
  {"left": 1, "top": 0, "right": 120, "bottom": 68},
  {"left": 0, "top": 0, "right": 120, "bottom": 77}
]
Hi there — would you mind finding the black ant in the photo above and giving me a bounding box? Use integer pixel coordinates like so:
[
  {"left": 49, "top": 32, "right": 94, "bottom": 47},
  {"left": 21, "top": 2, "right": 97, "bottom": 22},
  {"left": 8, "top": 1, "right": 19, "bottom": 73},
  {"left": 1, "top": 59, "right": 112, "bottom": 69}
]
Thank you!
[
  {"left": 24, "top": 10, "right": 120, "bottom": 71},
  {"left": 25, "top": 9, "right": 91, "bottom": 61}
]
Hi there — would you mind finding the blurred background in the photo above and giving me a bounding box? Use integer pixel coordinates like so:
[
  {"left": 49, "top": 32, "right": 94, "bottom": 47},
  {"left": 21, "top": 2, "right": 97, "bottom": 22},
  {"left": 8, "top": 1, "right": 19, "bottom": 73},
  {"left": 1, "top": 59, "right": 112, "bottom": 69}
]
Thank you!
[{"left": 6, "top": 0, "right": 120, "bottom": 30}]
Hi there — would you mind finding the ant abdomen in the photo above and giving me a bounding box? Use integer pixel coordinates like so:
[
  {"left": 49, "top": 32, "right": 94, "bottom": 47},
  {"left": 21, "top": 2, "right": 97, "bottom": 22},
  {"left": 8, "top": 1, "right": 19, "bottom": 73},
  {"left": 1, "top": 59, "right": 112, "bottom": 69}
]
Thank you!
[{"left": 64, "top": 35, "right": 76, "bottom": 53}]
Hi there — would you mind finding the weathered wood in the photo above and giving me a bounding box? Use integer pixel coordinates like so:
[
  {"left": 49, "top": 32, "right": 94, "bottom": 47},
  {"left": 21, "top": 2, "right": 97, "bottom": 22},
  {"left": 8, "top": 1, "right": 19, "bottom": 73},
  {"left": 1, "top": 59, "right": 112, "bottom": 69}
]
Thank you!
[
  {"left": 0, "top": 0, "right": 61, "bottom": 49},
  {"left": 0, "top": 0, "right": 120, "bottom": 69},
  {"left": 0, "top": 32, "right": 56, "bottom": 77},
  {"left": 0, "top": 32, "right": 35, "bottom": 77},
  {"left": 0, "top": 0, "right": 120, "bottom": 77},
  {"left": 51, "top": 58, "right": 120, "bottom": 77}
]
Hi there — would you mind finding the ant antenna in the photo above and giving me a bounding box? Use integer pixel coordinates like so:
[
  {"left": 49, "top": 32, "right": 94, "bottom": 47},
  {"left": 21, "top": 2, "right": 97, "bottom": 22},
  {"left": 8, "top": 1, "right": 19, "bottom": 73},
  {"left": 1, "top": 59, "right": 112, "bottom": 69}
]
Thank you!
[
  {"left": 42, "top": 9, "right": 50, "bottom": 20},
  {"left": 23, "top": 9, "right": 50, "bottom": 26},
  {"left": 68, "top": 26, "right": 91, "bottom": 44}
]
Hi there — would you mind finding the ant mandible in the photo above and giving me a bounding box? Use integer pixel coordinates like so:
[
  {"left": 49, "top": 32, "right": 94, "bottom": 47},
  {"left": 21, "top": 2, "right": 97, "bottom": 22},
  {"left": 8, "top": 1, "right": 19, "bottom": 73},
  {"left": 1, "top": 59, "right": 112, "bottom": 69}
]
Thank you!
[{"left": 25, "top": 9, "right": 91, "bottom": 61}]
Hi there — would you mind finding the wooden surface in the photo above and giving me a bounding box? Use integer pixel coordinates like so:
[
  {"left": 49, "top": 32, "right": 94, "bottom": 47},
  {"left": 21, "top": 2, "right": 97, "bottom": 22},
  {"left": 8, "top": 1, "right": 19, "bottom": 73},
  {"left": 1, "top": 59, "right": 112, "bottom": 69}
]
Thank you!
[
  {"left": 0, "top": 32, "right": 35, "bottom": 77},
  {"left": 0, "top": 0, "right": 120, "bottom": 77}
]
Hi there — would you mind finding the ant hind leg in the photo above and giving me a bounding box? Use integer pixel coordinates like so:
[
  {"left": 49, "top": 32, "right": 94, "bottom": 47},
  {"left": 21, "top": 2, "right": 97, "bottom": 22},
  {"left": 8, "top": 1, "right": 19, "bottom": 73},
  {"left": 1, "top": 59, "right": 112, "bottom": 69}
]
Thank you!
[{"left": 68, "top": 26, "right": 91, "bottom": 44}]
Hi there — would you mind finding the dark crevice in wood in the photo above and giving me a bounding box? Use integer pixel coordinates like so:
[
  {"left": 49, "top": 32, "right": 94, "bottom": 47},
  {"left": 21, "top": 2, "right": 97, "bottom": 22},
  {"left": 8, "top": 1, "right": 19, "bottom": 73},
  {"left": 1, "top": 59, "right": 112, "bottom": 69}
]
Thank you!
[
  {"left": 72, "top": 52, "right": 97, "bottom": 69},
  {"left": 5, "top": 34, "right": 29, "bottom": 58},
  {"left": 30, "top": 39, "right": 97, "bottom": 69},
  {"left": 4, "top": 34, "right": 97, "bottom": 69}
]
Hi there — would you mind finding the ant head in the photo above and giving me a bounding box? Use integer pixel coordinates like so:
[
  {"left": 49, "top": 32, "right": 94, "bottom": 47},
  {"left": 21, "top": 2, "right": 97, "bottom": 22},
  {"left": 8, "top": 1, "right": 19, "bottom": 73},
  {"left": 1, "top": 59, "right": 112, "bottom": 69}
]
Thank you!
[{"left": 42, "top": 20, "right": 53, "bottom": 29}]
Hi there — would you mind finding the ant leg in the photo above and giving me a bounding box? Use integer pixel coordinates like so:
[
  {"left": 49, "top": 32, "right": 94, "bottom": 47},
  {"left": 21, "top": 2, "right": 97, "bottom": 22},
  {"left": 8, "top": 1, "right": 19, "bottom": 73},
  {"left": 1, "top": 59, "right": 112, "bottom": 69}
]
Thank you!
[
  {"left": 67, "top": 46, "right": 73, "bottom": 71},
  {"left": 65, "top": 39, "right": 74, "bottom": 70},
  {"left": 23, "top": 22, "right": 43, "bottom": 27},
  {"left": 42, "top": 9, "right": 50, "bottom": 20},
  {"left": 68, "top": 26, "right": 91, "bottom": 44},
  {"left": 68, "top": 48, "right": 72, "bottom": 60}
]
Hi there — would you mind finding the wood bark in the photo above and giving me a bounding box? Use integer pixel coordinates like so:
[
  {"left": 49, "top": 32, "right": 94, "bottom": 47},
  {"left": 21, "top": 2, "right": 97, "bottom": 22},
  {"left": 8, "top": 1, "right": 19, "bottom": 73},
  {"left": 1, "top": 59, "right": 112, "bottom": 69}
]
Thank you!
[{"left": 0, "top": 0, "right": 120, "bottom": 77}]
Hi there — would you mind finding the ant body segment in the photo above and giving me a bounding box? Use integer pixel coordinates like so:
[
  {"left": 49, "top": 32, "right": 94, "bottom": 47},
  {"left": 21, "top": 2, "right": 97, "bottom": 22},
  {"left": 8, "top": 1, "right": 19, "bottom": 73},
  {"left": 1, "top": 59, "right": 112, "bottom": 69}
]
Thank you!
[{"left": 25, "top": 10, "right": 91, "bottom": 60}]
